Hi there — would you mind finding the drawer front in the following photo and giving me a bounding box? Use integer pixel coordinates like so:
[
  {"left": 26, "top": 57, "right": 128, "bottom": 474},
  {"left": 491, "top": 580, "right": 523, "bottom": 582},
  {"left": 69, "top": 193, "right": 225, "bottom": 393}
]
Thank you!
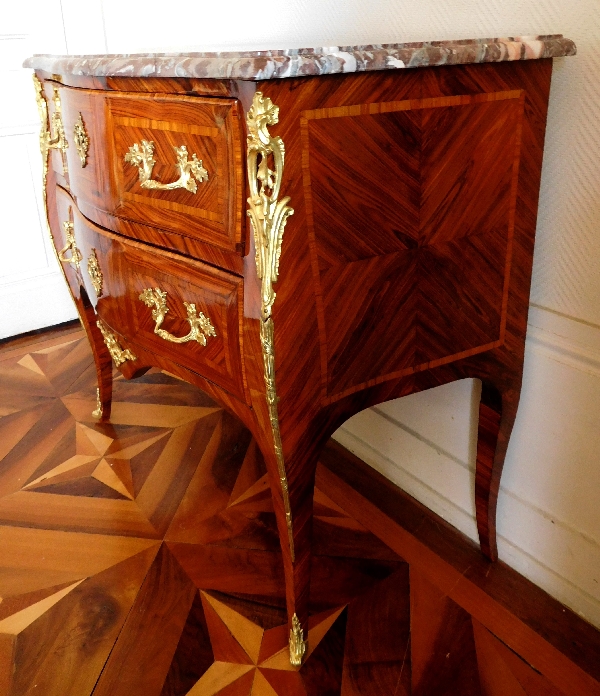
[
  {"left": 54, "top": 187, "right": 247, "bottom": 402},
  {"left": 58, "top": 85, "right": 245, "bottom": 255}
]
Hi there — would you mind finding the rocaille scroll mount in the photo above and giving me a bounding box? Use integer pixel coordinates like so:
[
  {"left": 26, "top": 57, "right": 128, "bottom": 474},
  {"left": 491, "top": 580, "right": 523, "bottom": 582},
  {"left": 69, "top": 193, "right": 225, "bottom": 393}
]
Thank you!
[
  {"left": 139, "top": 287, "right": 216, "bottom": 346},
  {"left": 246, "top": 91, "right": 306, "bottom": 666},
  {"left": 125, "top": 140, "right": 208, "bottom": 193}
]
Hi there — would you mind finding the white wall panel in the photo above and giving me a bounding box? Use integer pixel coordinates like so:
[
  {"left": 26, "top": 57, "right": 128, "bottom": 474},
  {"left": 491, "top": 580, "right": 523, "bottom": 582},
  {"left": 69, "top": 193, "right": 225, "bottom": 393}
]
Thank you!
[
  {"left": 0, "top": 272, "right": 76, "bottom": 339},
  {"left": 0, "top": 135, "right": 48, "bottom": 278},
  {"left": 99, "top": 0, "right": 564, "bottom": 52},
  {"left": 59, "top": 0, "right": 107, "bottom": 54},
  {"left": 0, "top": 0, "right": 77, "bottom": 338},
  {"left": 335, "top": 308, "right": 600, "bottom": 627}
]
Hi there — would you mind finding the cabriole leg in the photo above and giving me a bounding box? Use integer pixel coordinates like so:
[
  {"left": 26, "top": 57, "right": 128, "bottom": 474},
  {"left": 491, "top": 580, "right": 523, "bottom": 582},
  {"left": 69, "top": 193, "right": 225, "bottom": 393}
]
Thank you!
[
  {"left": 77, "top": 290, "right": 113, "bottom": 421},
  {"left": 475, "top": 381, "right": 520, "bottom": 561},
  {"left": 260, "top": 442, "right": 317, "bottom": 667}
]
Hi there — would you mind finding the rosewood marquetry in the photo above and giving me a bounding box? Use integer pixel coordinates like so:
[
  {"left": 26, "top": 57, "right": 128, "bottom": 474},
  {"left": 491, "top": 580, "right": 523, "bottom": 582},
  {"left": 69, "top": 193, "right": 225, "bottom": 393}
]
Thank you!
[{"left": 27, "top": 39, "right": 574, "bottom": 664}]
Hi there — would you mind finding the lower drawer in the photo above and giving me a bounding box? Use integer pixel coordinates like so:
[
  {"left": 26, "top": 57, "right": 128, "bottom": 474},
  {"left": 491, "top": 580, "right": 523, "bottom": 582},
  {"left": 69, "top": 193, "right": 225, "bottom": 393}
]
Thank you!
[{"left": 54, "top": 186, "right": 247, "bottom": 402}]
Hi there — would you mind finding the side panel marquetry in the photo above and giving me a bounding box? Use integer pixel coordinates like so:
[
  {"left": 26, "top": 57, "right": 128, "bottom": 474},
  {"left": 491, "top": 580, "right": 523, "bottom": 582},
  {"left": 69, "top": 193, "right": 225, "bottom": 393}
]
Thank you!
[{"left": 301, "top": 90, "right": 524, "bottom": 400}]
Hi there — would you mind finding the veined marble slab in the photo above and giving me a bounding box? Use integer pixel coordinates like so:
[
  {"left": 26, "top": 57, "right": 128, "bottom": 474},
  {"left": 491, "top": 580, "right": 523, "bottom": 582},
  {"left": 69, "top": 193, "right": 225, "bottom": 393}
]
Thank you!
[{"left": 24, "top": 35, "right": 575, "bottom": 80}]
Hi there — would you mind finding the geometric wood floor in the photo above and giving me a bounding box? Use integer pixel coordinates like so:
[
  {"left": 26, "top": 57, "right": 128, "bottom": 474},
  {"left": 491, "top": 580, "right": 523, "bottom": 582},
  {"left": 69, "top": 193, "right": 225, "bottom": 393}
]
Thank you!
[{"left": 1, "top": 324, "right": 599, "bottom": 695}]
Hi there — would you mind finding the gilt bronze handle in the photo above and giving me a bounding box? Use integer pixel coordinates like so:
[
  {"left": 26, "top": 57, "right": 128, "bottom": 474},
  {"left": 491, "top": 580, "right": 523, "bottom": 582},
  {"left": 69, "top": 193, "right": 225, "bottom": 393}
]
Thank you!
[
  {"left": 58, "top": 220, "right": 82, "bottom": 270},
  {"left": 139, "top": 288, "right": 216, "bottom": 345},
  {"left": 124, "top": 140, "right": 208, "bottom": 193}
]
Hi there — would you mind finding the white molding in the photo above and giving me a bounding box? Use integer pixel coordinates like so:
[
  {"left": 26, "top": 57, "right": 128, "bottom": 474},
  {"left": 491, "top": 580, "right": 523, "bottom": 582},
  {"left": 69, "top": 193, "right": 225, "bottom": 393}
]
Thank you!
[
  {"left": 0, "top": 271, "right": 78, "bottom": 339},
  {"left": 526, "top": 305, "right": 600, "bottom": 378},
  {"left": 497, "top": 501, "right": 600, "bottom": 628},
  {"left": 333, "top": 424, "right": 479, "bottom": 540},
  {"left": 334, "top": 404, "right": 600, "bottom": 628},
  {"left": 334, "top": 305, "right": 600, "bottom": 628},
  {"left": 0, "top": 125, "right": 37, "bottom": 138}
]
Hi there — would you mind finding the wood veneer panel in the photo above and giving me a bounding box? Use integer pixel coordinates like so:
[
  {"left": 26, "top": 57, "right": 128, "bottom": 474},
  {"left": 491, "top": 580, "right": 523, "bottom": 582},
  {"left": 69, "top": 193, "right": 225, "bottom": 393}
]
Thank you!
[
  {"left": 342, "top": 567, "right": 411, "bottom": 696},
  {"left": 37, "top": 71, "right": 241, "bottom": 97},
  {"left": 54, "top": 185, "right": 249, "bottom": 404},
  {"left": 410, "top": 568, "right": 483, "bottom": 695},
  {"left": 59, "top": 85, "right": 246, "bottom": 257},
  {"left": 75, "top": 201, "right": 245, "bottom": 274},
  {"left": 0, "top": 321, "right": 81, "bottom": 360},
  {"left": 473, "top": 620, "right": 567, "bottom": 696},
  {"left": 473, "top": 619, "right": 529, "bottom": 696},
  {"left": 304, "top": 92, "right": 522, "bottom": 396},
  {"left": 160, "top": 591, "right": 215, "bottom": 695},
  {"left": 7, "top": 546, "right": 157, "bottom": 696}
]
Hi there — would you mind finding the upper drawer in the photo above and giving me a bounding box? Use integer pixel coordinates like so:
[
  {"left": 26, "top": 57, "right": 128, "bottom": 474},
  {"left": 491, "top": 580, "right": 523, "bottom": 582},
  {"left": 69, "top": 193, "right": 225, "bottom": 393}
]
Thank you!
[{"left": 58, "top": 84, "right": 245, "bottom": 256}]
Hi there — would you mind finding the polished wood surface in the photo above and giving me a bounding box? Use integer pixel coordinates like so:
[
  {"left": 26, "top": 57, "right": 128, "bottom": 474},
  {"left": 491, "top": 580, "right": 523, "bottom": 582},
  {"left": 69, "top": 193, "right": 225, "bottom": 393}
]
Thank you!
[
  {"left": 1, "top": 326, "right": 599, "bottom": 694},
  {"left": 245, "top": 59, "right": 552, "bottom": 633},
  {"left": 321, "top": 441, "right": 600, "bottom": 696},
  {"left": 304, "top": 92, "right": 519, "bottom": 397},
  {"left": 39, "top": 58, "right": 554, "bottom": 653},
  {"left": 57, "top": 85, "right": 246, "bottom": 269},
  {"left": 54, "top": 186, "right": 248, "bottom": 403}
]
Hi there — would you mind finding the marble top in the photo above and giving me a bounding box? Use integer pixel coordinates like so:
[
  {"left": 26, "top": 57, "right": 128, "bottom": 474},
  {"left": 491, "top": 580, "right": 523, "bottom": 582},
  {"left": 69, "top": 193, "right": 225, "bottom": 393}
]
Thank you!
[{"left": 24, "top": 35, "right": 576, "bottom": 81}]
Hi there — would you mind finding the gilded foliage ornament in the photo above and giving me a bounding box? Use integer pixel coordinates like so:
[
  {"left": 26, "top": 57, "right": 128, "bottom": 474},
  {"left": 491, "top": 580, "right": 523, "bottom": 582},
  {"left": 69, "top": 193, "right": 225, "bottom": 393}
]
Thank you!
[
  {"left": 247, "top": 91, "right": 298, "bottom": 660},
  {"left": 97, "top": 320, "right": 137, "bottom": 366},
  {"left": 73, "top": 113, "right": 89, "bottom": 167},
  {"left": 139, "top": 287, "right": 216, "bottom": 346},
  {"left": 92, "top": 387, "right": 103, "bottom": 418},
  {"left": 246, "top": 91, "right": 294, "bottom": 322},
  {"left": 32, "top": 75, "right": 69, "bottom": 188},
  {"left": 87, "top": 249, "right": 103, "bottom": 297},
  {"left": 289, "top": 613, "right": 307, "bottom": 666},
  {"left": 58, "top": 220, "right": 82, "bottom": 271},
  {"left": 125, "top": 140, "right": 208, "bottom": 193}
]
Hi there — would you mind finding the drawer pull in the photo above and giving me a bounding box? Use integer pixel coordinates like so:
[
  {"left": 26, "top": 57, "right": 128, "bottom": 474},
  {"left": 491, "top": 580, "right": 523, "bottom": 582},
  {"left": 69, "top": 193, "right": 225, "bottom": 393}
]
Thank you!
[
  {"left": 139, "top": 288, "right": 216, "bottom": 346},
  {"left": 58, "top": 220, "right": 82, "bottom": 270},
  {"left": 124, "top": 140, "right": 208, "bottom": 194}
]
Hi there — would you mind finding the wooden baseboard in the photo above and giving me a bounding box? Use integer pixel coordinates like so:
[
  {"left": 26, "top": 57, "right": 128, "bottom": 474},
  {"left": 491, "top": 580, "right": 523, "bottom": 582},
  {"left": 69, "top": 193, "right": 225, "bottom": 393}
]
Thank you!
[
  {"left": 318, "top": 439, "right": 600, "bottom": 696},
  {"left": 0, "top": 319, "right": 83, "bottom": 361}
]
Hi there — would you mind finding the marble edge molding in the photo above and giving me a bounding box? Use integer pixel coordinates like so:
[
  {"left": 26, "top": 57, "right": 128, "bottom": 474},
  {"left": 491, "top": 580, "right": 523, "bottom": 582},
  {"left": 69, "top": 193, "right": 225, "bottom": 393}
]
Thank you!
[{"left": 24, "top": 35, "right": 576, "bottom": 80}]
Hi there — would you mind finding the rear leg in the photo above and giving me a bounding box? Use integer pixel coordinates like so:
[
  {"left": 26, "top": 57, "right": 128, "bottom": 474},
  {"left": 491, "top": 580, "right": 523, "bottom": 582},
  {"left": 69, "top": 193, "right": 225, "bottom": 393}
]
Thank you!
[{"left": 475, "top": 380, "right": 520, "bottom": 560}]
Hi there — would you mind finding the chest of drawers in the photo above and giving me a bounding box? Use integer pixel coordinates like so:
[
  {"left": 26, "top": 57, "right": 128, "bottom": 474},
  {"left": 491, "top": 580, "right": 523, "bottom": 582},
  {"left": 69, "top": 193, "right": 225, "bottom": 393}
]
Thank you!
[{"left": 26, "top": 35, "right": 575, "bottom": 665}]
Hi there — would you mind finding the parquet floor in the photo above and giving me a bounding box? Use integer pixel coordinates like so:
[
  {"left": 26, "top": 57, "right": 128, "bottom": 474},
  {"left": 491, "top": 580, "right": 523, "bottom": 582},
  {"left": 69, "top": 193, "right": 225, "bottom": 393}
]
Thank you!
[{"left": 0, "top": 325, "right": 598, "bottom": 695}]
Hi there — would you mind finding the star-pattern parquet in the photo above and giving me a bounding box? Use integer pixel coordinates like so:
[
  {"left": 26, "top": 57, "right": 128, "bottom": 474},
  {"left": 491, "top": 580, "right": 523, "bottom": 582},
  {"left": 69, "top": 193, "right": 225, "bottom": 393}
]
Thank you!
[{"left": 0, "top": 326, "right": 592, "bottom": 695}]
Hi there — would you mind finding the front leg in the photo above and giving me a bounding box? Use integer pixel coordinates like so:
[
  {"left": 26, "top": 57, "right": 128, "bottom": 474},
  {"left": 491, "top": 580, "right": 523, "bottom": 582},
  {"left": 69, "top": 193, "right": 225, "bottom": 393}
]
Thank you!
[
  {"left": 78, "top": 292, "right": 113, "bottom": 421},
  {"left": 261, "top": 436, "right": 318, "bottom": 667}
]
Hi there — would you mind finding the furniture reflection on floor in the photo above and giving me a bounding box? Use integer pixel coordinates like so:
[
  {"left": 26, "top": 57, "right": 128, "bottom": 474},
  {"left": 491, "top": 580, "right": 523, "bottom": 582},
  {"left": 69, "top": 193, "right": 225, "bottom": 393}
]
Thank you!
[
  {"left": 0, "top": 325, "right": 599, "bottom": 695},
  {"left": 26, "top": 35, "right": 576, "bottom": 664}
]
